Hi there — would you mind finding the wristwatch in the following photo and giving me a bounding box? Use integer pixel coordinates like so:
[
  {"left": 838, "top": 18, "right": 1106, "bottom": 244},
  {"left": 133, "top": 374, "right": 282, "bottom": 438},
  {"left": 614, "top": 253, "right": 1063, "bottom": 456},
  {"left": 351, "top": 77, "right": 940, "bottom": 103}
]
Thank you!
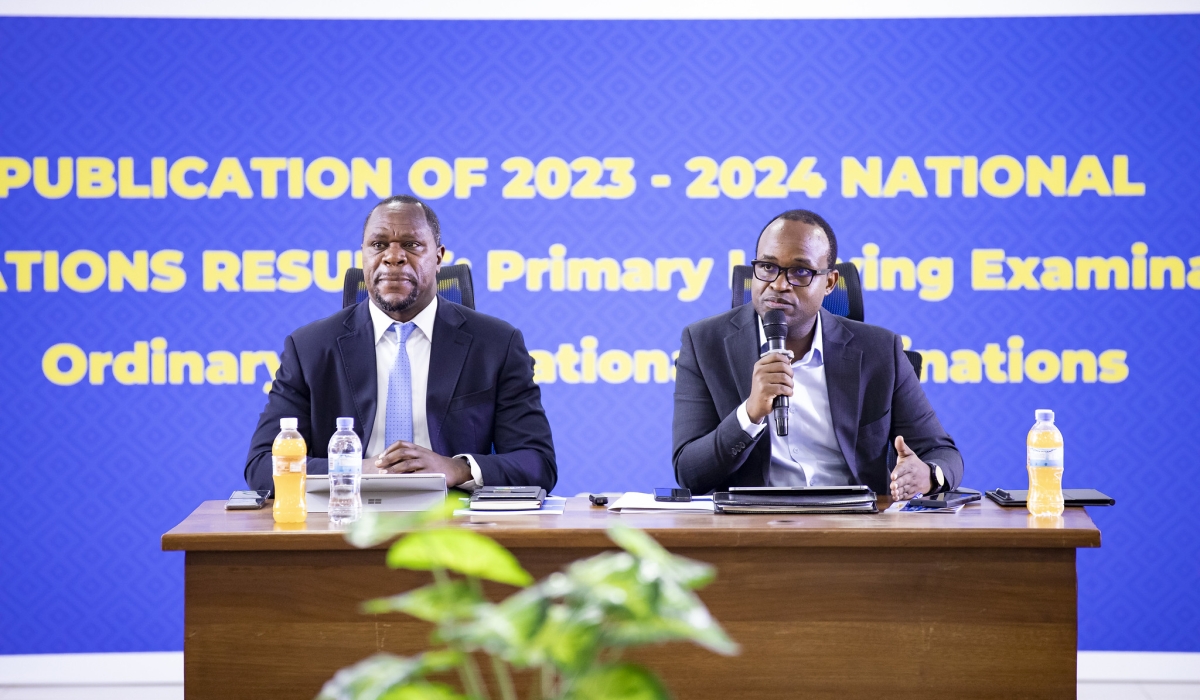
[{"left": 926, "top": 462, "right": 946, "bottom": 494}]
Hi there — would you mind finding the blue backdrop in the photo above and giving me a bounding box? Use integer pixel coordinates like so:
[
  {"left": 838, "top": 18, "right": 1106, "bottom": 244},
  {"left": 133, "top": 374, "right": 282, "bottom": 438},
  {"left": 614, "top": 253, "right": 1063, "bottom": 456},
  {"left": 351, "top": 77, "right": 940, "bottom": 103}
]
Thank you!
[{"left": 0, "top": 16, "right": 1196, "bottom": 654}]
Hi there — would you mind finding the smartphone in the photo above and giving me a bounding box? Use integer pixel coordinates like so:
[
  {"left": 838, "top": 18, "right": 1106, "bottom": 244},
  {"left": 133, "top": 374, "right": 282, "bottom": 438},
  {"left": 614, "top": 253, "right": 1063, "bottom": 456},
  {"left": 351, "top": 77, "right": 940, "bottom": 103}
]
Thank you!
[
  {"left": 654, "top": 488, "right": 692, "bottom": 502},
  {"left": 911, "top": 489, "right": 981, "bottom": 509},
  {"left": 226, "top": 490, "right": 271, "bottom": 510}
]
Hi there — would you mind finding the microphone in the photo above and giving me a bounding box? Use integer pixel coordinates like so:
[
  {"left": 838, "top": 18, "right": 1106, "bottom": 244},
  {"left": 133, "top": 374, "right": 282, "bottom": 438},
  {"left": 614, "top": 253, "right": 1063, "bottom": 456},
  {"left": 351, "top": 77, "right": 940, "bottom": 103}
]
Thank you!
[{"left": 762, "top": 309, "right": 789, "bottom": 436}]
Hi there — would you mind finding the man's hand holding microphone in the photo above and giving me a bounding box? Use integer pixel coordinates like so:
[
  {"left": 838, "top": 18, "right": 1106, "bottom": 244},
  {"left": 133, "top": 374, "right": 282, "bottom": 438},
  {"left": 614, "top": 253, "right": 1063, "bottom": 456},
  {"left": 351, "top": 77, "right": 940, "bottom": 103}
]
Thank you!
[
  {"left": 747, "top": 352, "right": 794, "bottom": 425},
  {"left": 748, "top": 309, "right": 794, "bottom": 435}
]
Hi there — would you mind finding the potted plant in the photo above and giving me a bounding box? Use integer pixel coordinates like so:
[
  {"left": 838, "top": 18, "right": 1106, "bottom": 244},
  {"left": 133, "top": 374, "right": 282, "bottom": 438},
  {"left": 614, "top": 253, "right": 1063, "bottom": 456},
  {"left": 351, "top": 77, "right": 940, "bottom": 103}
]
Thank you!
[{"left": 318, "top": 501, "right": 738, "bottom": 700}]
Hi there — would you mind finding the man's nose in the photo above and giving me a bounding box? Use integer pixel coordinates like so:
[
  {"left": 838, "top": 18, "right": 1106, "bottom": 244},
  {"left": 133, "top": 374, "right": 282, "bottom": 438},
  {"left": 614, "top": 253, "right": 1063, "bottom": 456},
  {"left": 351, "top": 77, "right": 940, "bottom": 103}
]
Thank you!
[
  {"left": 381, "top": 243, "right": 407, "bottom": 265},
  {"left": 769, "top": 271, "right": 793, "bottom": 292}
]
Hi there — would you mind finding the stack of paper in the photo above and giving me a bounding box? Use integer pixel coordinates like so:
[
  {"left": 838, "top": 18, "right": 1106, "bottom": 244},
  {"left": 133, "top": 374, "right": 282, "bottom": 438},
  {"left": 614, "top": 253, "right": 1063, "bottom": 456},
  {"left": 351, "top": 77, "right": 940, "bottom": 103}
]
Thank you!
[{"left": 606, "top": 492, "right": 715, "bottom": 514}]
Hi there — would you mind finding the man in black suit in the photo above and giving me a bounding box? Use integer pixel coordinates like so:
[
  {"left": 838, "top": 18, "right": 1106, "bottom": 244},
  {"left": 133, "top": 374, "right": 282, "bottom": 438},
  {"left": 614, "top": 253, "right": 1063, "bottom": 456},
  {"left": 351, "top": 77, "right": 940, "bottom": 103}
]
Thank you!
[
  {"left": 245, "top": 195, "right": 556, "bottom": 492},
  {"left": 672, "top": 210, "right": 962, "bottom": 499}
]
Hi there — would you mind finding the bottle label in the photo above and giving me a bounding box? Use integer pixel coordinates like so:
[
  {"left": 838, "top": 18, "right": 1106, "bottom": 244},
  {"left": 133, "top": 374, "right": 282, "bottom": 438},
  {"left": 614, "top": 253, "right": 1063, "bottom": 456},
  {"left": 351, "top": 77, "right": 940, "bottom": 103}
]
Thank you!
[
  {"left": 273, "top": 455, "right": 306, "bottom": 473},
  {"left": 1028, "top": 447, "right": 1063, "bottom": 468},
  {"left": 329, "top": 454, "right": 362, "bottom": 475}
]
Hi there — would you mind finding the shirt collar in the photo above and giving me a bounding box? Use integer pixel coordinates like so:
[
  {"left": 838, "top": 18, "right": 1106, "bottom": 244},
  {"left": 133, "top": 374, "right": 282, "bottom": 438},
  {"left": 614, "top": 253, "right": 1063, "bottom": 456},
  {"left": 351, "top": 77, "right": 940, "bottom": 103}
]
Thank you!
[
  {"left": 369, "top": 294, "right": 438, "bottom": 345},
  {"left": 757, "top": 311, "right": 824, "bottom": 367}
]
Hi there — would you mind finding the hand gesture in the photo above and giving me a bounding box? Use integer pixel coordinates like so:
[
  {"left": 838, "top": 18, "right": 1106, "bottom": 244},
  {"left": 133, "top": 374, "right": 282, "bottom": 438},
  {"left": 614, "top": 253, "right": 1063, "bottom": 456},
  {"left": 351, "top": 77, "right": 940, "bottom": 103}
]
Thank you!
[{"left": 889, "top": 435, "right": 932, "bottom": 501}]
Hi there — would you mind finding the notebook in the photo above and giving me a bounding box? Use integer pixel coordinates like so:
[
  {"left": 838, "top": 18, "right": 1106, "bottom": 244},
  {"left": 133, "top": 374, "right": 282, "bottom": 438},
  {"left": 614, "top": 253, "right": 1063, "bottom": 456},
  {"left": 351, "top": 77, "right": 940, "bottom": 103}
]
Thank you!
[{"left": 469, "top": 486, "right": 547, "bottom": 511}]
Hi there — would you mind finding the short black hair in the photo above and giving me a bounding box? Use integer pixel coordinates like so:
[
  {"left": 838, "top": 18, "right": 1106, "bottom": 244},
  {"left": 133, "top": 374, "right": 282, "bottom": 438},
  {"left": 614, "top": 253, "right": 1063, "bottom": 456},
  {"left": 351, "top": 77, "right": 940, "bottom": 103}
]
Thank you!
[
  {"left": 363, "top": 194, "right": 441, "bottom": 245},
  {"left": 756, "top": 209, "right": 838, "bottom": 269}
]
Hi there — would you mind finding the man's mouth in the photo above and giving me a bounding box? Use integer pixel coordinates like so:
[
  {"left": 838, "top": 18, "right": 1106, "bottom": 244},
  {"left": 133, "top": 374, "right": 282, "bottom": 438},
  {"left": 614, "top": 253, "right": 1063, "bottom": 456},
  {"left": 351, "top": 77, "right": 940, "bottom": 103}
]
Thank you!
[{"left": 762, "top": 297, "right": 792, "bottom": 308}]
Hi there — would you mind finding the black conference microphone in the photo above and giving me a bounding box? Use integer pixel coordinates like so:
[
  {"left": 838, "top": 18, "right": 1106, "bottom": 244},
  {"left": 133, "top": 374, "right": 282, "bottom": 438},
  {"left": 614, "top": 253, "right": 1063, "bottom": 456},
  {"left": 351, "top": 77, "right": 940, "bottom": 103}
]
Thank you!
[{"left": 762, "top": 309, "right": 789, "bottom": 436}]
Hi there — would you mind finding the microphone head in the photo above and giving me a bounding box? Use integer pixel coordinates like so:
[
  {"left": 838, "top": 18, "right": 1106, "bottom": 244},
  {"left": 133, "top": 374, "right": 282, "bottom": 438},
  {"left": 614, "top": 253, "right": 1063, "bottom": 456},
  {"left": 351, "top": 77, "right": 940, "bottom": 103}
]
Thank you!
[{"left": 762, "top": 309, "right": 788, "bottom": 339}]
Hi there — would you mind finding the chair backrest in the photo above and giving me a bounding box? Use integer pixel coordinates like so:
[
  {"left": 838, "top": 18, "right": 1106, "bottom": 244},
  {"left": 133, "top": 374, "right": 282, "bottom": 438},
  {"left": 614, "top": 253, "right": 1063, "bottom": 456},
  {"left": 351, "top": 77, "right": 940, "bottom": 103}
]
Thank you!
[
  {"left": 904, "top": 349, "right": 923, "bottom": 380},
  {"left": 341, "top": 264, "right": 476, "bottom": 310},
  {"left": 731, "top": 262, "right": 864, "bottom": 322},
  {"left": 729, "top": 262, "right": 923, "bottom": 378}
]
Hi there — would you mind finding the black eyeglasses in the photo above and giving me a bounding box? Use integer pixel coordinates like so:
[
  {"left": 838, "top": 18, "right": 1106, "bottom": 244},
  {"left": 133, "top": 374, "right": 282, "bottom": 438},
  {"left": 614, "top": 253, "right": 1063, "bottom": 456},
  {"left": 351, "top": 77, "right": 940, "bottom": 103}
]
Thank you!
[{"left": 751, "top": 260, "right": 834, "bottom": 288}]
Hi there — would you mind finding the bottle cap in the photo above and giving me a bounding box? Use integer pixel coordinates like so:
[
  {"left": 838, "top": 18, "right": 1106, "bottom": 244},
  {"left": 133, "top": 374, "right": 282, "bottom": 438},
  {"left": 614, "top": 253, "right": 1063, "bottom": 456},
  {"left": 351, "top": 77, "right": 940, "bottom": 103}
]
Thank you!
[
  {"left": 336, "top": 417, "right": 354, "bottom": 430},
  {"left": 280, "top": 417, "right": 298, "bottom": 430},
  {"left": 1035, "top": 409, "right": 1054, "bottom": 422}
]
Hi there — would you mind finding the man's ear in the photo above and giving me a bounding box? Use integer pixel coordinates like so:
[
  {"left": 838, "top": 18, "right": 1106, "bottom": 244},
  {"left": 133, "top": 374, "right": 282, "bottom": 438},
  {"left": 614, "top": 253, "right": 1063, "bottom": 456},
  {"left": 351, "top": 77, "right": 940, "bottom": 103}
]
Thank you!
[
  {"left": 823, "top": 269, "right": 840, "bottom": 296},
  {"left": 435, "top": 245, "right": 446, "bottom": 269}
]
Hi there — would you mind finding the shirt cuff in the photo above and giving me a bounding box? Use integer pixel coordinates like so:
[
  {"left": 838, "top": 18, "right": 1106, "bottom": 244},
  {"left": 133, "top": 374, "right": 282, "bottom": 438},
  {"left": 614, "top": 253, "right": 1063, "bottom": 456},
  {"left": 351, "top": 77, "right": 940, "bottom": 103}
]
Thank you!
[
  {"left": 736, "top": 401, "right": 767, "bottom": 438},
  {"left": 454, "top": 453, "right": 483, "bottom": 491}
]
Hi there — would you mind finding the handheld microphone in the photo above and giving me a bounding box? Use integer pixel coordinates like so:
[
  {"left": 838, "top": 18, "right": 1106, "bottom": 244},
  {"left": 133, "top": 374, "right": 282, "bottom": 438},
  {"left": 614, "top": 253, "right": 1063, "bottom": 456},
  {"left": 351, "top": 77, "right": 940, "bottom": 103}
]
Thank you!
[{"left": 762, "top": 309, "right": 789, "bottom": 436}]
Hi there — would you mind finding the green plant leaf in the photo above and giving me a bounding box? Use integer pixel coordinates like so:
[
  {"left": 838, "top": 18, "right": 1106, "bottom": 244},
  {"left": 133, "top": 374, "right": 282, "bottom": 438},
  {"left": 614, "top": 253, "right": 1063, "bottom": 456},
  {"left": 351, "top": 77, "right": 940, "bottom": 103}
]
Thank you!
[
  {"left": 317, "top": 653, "right": 426, "bottom": 700},
  {"left": 344, "top": 495, "right": 465, "bottom": 549},
  {"left": 532, "top": 603, "right": 603, "bottom": 673},
  {"left": 362, "top": 581, "right": 483, "bottom": 623},
  {"left": 345, "top": 512, "right": 426, "bottom": 549},
  {"left": 387, "top": 528, "right": 533, "bottom": 586},
  {"left": 565, "top": 552, "right": 658, "bottom": 618},
  {"left": 417, "top": 649, "right": 465, "bottom": 673},
  {"left": 448, "top": 587, "right": 550, "bottom": 665},
  {"left": 494, "top": 586, "right": 551, "bottom": 641},
  {"left": 607, "top": 612, "right": 739, "bottom": 656},
  {"left": 379, "top": 681, "right": 466, "bottom": 700},
  {"left": 607, "top": 525, "right": 714, "bottom": 589},
  {"left": 563, "top": 663, "right": 669, "bottom": 700},
  {"left": 605, "top": 580, "right": 739, "bottom": 656}
]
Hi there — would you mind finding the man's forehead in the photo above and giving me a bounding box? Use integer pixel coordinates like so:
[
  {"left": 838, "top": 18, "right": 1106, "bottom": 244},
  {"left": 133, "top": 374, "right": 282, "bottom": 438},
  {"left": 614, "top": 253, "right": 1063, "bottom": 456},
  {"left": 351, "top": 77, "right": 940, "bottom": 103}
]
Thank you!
[
  {"left": 758, "top": 220, "right": 829, "bottom": 257},
  {"left": 365, "top": 204, "right": 430, "bottom": 234}
]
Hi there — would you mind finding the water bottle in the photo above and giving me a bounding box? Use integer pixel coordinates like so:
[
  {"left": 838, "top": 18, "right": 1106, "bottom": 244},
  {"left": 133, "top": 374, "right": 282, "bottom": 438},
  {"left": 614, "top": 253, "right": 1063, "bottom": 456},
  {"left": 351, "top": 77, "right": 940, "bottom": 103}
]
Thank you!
[
  {"left": 328, "top": 417, "right": 363, "bottom": 525},
  {"left": 272, "top": 417, "right": 307, "bottom": 523},
  {"left": 1027, "top": 409, "right": 1064, "bottom": 517}
]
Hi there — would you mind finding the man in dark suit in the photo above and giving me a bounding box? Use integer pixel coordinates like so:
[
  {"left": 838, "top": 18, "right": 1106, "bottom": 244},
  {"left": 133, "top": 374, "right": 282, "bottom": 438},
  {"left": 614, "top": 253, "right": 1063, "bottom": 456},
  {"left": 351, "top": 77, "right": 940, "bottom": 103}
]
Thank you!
[
  {"left": 245, "top": 195, "right": 556, "bottom": 493},
  {"left": 673, "top": 210, "right": 962, "bottom": 499}
]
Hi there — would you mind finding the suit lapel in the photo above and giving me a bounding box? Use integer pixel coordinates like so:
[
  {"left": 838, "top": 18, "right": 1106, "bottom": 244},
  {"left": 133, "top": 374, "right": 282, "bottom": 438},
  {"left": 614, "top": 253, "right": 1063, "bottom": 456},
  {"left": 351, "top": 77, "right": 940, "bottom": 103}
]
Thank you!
[
  {"left": 427, "top": 302, "right": 472, "bottom": 454},
  {"left": 337, "top": 301, "right": 379, "bottom": 448},
  {"left": 724, "top": 304, "right": 769, "bottom": 485},
  {"left": 724, "top": 303, "right": 760, "bottom": 403},
  {"left": 821, "top": 310, "right": 864, "bottom": 482}
]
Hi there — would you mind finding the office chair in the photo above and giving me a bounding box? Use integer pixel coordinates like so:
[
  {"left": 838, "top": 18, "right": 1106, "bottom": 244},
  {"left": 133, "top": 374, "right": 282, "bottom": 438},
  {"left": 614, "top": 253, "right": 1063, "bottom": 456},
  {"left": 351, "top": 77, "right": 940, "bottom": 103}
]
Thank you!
[
  {"left": 731, "top": 261, "right": 863, "bottom": 322},
  {"left": 341, "top": 264, "right": 476, "bottom": 310},
  {"left": 730, "top": 262, "right": 922, "bottom": 378}
]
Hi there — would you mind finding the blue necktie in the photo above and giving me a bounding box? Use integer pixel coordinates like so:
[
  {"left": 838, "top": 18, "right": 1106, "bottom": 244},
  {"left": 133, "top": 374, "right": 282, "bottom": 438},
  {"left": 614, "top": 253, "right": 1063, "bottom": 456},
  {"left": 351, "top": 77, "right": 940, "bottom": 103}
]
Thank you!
[{"left": 385, "top": 322, "right": 416, "bottom": 447}]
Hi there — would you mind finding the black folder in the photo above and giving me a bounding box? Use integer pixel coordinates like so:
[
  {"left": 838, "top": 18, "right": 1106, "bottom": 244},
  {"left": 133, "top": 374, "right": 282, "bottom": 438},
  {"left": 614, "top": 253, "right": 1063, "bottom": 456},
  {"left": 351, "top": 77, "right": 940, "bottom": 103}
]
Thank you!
[
  {"left": 985, "top": 488, "right": 1115, "bottom": 507},
  {"left": 714, "top": 486, "right": 878, "bottom": 514}
]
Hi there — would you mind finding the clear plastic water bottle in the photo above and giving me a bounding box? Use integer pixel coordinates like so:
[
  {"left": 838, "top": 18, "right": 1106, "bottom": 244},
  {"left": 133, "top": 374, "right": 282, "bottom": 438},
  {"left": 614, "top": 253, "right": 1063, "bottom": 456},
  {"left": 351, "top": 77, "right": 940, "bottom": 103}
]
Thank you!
[{"left": 328, "top": 417, "right": 362, "bottom": 525}]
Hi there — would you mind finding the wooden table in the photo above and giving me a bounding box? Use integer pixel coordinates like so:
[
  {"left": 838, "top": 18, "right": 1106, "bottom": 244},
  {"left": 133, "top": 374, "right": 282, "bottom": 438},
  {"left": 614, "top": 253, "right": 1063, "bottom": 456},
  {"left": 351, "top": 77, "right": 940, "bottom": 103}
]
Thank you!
[{"left": 162, "top": 497, "right": 1100, "bottom": 699}]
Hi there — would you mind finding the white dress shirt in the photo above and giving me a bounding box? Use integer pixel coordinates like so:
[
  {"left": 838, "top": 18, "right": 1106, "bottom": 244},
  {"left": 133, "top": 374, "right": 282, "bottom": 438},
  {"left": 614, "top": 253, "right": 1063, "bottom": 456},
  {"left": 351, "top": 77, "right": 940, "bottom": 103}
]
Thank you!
[
  {"left": 366, "top": 297, "right": 483, "bottom": 487},
  {"left": 736, "top": 312, "right": 855, "bottom": 487}
]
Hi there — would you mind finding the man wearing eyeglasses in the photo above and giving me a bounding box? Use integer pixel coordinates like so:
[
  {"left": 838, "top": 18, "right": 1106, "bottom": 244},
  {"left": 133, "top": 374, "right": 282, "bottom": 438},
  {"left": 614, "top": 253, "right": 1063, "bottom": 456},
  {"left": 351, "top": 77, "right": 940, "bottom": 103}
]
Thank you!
[{"left": 672, "top": 209, "right": 963, "bottom": 500}]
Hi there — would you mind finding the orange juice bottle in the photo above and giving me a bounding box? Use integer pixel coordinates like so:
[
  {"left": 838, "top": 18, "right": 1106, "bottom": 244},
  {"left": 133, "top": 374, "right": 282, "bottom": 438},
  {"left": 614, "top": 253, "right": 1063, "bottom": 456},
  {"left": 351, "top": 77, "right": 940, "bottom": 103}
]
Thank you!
[
  {"left": 1027, "top": 409, "right": 1064, "bottom": 517},
  {"left": 272, "top": 418, "right": 307, "bottom": 523}
]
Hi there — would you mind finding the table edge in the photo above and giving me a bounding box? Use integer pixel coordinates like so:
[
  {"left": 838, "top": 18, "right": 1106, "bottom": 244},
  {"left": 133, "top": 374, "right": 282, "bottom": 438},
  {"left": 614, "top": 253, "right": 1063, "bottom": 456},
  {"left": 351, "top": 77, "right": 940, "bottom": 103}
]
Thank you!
[{"left": 163, "top": 510, "right": 1101, "bottom": 552}]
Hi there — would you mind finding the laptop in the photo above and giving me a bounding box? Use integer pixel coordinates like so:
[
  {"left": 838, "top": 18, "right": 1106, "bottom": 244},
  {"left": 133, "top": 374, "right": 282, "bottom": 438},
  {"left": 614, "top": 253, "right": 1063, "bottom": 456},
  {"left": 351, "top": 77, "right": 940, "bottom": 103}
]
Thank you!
[{"left": 305, "top": 473, "right": 446, "bottom": 513}]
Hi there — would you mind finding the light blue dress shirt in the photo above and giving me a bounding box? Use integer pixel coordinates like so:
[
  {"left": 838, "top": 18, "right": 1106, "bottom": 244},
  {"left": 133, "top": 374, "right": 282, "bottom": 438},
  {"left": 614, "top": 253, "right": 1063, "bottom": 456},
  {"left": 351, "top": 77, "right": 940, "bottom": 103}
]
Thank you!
[{"left": 736, "top": 313, "right": 855, "bottom": 487}]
